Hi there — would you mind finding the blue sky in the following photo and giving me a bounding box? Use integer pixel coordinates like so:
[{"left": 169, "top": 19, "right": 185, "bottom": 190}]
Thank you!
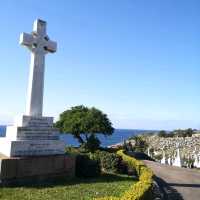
[{"left": 0, "top": 0, "right": 200, "bottom": 130}]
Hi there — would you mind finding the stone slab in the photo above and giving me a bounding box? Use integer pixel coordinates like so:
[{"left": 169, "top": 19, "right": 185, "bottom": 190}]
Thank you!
[
  {"left": 0, "top": 154, "right": 75, "bottom": 185},
  {"left": 0, "top": 115, "right": 65, "bottom": 157},
  {"left": 5, "top": 126, "right": 59, "bottom": 140},
  {"left": 15, "top": 115, "right": 53, "bottom": 127},
  {"left": 0, "top": 139, "right": 65, "bottom": 157}
]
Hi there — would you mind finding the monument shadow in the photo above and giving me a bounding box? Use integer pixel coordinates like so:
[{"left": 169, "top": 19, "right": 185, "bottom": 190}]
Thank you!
[{"left": 1, "top": 173, "right": 136, "bottom": 188}]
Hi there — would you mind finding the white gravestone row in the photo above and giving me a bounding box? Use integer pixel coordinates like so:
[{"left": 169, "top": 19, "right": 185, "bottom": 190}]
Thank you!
[
  {"left": 160, "top": 148, "right": 183, "bottom": 167},
  {"left": 0, "top": 19, "right": 65, "bottom": 157},
  {"left": 160, "top": 148, "right": 200, "bottom": 168}
]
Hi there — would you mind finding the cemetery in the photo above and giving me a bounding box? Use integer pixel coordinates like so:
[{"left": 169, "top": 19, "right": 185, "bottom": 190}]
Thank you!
[
  {"left": 145, "top": 133, "right": 200, "bottom": 168},
  {"left": 124, "top": 132, "right": 200, "bottom": 169},
  {"left": 0, "top": 19, "right": 153, "bottom": 200},
  {"left": 1, "top": 2, "right": 200, "bottom": 200}
]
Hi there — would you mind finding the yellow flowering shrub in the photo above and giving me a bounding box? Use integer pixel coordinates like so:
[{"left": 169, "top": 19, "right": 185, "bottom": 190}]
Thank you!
[
  {"left": 95, "top": 150, "right": 153, "bottom": 200},
  {"left": 95, "top": 197, "right": 120, "bottom": 200}
]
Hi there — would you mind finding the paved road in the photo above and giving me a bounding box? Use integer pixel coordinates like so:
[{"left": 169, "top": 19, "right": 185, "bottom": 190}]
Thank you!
[{"left": 143, "top": 160, "right": 200, "bottom": 200}]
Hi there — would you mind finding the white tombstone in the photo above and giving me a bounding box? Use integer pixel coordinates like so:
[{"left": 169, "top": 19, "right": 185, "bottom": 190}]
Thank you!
[
  {"left": 186, "top": 155, "right": 192, "bottom": 168},
  {"left": 194, "top": 154, "right": 200, "bottom": 168},
  {"left": 147, "top": 148, "right": 150, "bottom": 156},
  {"left": 161, "top": 151, "right": 166, "bottom": 164},
  {"left": 197, "top": 156, "right": 200, "bottom": 168},
  {"left": 173, "top": 148, "right": 182, "bottom": 167},
  {"left": 194, "top": 154, "right": 198, "bottom": 167},
  {"left": 168, "top": 156, "right": 172, "bottom": 165},
  {"left": 0, "top": 19, "right": 65, "bottom": 157}
]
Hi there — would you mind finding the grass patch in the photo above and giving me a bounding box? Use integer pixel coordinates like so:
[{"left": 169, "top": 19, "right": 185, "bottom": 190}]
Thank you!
[{"left": 0, "top": 173, "right": 136, "bottom": 200}]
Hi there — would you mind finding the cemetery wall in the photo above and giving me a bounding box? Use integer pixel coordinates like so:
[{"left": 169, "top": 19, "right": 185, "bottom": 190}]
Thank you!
[{"left": 0, "top": 154, "right": 75, "bottom": 185}]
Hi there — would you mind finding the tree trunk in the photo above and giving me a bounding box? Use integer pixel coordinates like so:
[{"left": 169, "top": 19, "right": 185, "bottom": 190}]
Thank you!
[
  {"left": 76, "top": 135, "right": 84, "bottom": 144},
  {"left": 85, "top": 133, "right": 89, "bottom": 142}
]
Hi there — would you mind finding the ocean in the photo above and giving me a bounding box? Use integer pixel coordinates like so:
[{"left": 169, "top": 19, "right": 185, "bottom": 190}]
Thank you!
[{"left": 0, "top": 125, "right": 150, "bottom": 147}]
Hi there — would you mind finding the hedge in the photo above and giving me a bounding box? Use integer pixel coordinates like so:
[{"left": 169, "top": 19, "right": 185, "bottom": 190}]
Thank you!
[
  {"left": 95, "top": 150, "right": 153, "bottom": 200},
  {"left": 89, "top": 150, "right": 122, "bottom": 173}
]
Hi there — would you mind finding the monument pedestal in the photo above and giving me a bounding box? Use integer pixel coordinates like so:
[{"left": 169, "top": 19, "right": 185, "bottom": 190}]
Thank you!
[
  {"left": 0, "top": 115, "right": 65, "bottom": 157},
  {"left": 0, "top": 115, "right": 70, "bottom": 184},
  {"left": 0, "top": 154, "right": 75, "bottom": 185}
]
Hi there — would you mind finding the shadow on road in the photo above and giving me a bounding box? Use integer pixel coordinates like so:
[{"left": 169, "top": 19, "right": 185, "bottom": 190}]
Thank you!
[
  {"left": 168, "top": 183, "right": 200, "bottom": 188},
  {"left": 154, "top": 176, "right": 184, "bottom": 200}
]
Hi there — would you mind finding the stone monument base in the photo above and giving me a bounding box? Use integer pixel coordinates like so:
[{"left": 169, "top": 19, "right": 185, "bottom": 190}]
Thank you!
[
  {"left": 0, "top": 154, "right": 75, "bottom": 185},
  {"left": 0, "top": 115, "right": 65, "bottom": 157}
]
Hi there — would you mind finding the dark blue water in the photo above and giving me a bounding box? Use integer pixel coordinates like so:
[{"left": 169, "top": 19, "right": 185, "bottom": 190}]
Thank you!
[
  {"left": 0, "top": 126, "right": 6, "bottom": 137},
  {"left": 0, "top": 125, "right": 150, "bottom": 147}
]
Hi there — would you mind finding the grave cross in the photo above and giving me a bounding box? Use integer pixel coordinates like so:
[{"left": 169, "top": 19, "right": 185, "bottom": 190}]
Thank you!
[{"left": 20, "top": 19, "right": 57, "bottom": 117}]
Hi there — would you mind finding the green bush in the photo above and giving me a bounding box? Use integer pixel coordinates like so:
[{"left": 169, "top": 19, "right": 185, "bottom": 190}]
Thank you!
[
  {"left": 100, "top": 152, "right": 121, "bottom": 173},
  {"left": 82, "top": 134, "right": 101, "bottom": 152},
  {"left": 95, "top": 150, "right": 154, "bottom": 200},
  {"left": 75, "top": 154, "right": 101, "bottom": 178},
  {"left": 65, "top": 146, "right": 81, "bottom": 155},
  {"left": 118, "top": 159, "right": 129, "bottom": 175},
  {"left": 89, "top": 151, "right": 122, "bottom": 173}
]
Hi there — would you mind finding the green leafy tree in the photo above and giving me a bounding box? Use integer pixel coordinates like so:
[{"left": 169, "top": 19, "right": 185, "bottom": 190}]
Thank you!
[
  {"left": 174, "top": 128, "right": 194, "bottom": 137},
  {"left": 55, "top": 105, "right": 114, "bottom": 150},
  {"left": 132, "top": 135, "right": 148, "bottom": 152},
  {"left": 158, "top": 130, "right": 167, "bottom": 137},
  {"left": 82, "top": 134, "right": 101, "bottom": 153}
]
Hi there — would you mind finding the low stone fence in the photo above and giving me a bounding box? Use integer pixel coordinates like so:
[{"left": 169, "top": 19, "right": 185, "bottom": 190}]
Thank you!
[{"left": 0, "top": 154, "right": 76, "bottom": 185}]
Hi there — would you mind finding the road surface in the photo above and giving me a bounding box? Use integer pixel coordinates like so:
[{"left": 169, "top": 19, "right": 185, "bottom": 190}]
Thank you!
[{"left": 144, "top": 160, "right": 200, "bottom": 200}]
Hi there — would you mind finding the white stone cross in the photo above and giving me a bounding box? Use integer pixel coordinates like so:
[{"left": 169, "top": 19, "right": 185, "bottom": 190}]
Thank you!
[{"left": 20, "top": 19, "right": 57, "bottom": 117}]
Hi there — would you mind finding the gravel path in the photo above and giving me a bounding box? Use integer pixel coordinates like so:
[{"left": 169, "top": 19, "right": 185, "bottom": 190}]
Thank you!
[{"left": 143, "top": 160, "right": 200, "bottom": 200}]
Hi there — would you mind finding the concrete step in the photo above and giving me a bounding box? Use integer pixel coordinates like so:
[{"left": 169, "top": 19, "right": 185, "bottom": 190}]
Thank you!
[
  {"left": 18, "top": 130, "right": 54, "bottom": 135},
  {"left": 18, "top": 127, "right": 57, "bottom": 131},
  {"left": 0, "top": 139, "right": 65, "bottom": 157},
  {"left": 16, "top": 115, "right": 54, "bottom": 127},
  {"left": 17, "top": 132, "right": 58, "bottom": 137},
  {"left": 17, "top": 135, "right": 59, "bottom": 140}
]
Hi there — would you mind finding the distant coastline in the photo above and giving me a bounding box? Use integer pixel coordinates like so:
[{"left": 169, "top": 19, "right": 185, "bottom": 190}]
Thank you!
[{"left": 0, "top": 125, "right": 154, "bottom": 147}]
